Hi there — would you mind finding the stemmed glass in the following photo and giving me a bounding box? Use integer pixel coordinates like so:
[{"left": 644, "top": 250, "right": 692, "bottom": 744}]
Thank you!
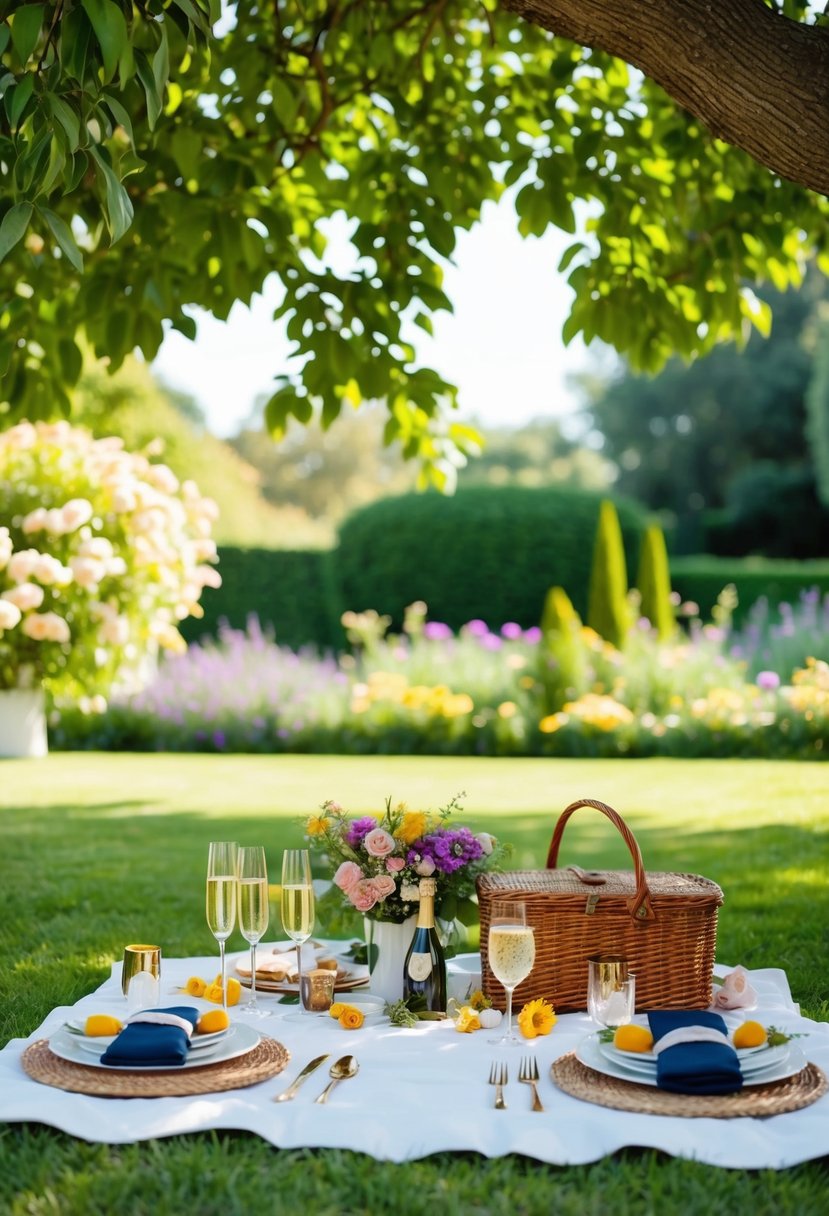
[
  {"left": 206, "top": 840, "right": 238, "bottom": 1011},
  {"left": 487, "top": 900, "right": 535, "bottom": 1046},
  {"left": 238, "top": 845, "right": 272, "bottom": 1018},
  {"left": 587, "top": 958, "right": 635, "bottom": 1030},
  {"left": 281, "top": 849, "right": 315, "bottom": 1012}
]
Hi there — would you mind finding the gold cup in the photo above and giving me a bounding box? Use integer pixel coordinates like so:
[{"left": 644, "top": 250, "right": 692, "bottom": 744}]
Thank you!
[
  {"left": 121, "top": 943, "right": 162, "bottom": 998},
  {"left": 299, "top": 968, "right": 337, "bottom": 1012}
]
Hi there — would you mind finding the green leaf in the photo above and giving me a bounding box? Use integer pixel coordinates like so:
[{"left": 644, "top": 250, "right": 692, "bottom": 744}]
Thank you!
[
  {"left": 0, "top": 202, "right": 33, "bottom": 262},
  {"left": 47, "top": 95, "right": 82, "bottom": 149},
  {"left": 40, "top": 206, "right": 84, "bottom": 272},
  {"left": 81, "top": 0, "right": 128, "bottom": 83},
  {"left": 102, "top": 93, "right": 135, "bottom": 145},
  {"left": 10, "top": 5, "right": 45, "bottom": 66},
  {"left": 57, "top": 337, "right": 83, "bottom": 383},
  {"left": 151, "top": 24, "right": 169, "bottom": 101},
  {"left": 89, "top": 145, "right": 134, "bottom": 242},
  {"left": 0, "top": 26, "right": 10, "bottom": 57},
  {"left": 134, "top": 49, "right": 161, "bottom": 129},
  {"left": 8, "top": 72, "right": 35, "bottom": 128}
]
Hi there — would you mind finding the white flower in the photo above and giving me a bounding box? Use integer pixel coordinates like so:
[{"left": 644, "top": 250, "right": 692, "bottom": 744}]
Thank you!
[
  {"left": 0, "top": 528, "right": 13, "bottom": 569},
  {"left": 475, "top": 832, "right": 495, "bottom": 856},
  {"left": 21, "top": 508, "right": 49, "bottom": 534},
  {"left": 2, "top": 583, "right": 45, "bottom": 612},
  {"left": 61, "top": 499, "right": 94, "bottom": 532},
  {"left": 7, "top": 549, "right": 40, "bottom": 582},
  {"left": 22, "top": 612, "right": 70, "bottom": 643},
  {"left": 0, "top": 600, "right": 22, "bottom": 631}
]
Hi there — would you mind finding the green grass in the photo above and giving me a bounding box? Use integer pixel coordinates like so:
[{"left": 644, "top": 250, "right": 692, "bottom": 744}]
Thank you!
[{"left": 1, "top": 754, "right": 828, "bottom": 1214}]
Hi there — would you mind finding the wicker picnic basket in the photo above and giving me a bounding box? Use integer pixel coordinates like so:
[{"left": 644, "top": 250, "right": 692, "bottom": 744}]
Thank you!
[{"left": 476, "top": 798, "right": 723, "bottom": 1013}]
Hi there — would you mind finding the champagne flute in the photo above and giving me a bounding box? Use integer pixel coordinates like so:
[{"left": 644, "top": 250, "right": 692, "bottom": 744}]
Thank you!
[
  {"left": 206, "top": 840, "right": 238, "bottom": 1011},
  {"left": 281, "top": 849, "right": 315, "bottom": 1012},
  {"left": 238, "top": 845, "right": 271, "bottom": 1018},
  {"left": 487, "top": 900, "right": 535, "bottom": 1046}
]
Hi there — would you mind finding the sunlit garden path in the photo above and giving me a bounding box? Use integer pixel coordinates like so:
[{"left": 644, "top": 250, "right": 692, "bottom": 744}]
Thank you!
[{"left": 2, "top": 752, "right": 827, "bottom": 1215}]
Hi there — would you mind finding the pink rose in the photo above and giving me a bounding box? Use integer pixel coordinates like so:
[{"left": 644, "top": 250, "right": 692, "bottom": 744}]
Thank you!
[
  {"left": 370, "top": 875, "right": 396, "bottom": 900},
  {"left": 711, "top": 965, "right": 758, "bottom": 1011},
  {"left": 386, "top": 857, "right": 405, "bottom": 873},
  {"left": 334, "top": 861, "right": 363, "bottom": 893},
  {"left": 350, "top": 879, "right": 380, "bottom": 912},
  {"left": 415, "top": 856, "right": 436, "bottom": 877},
  {"left": 364, "top": 828, "right": 396, "bottom": 858}
]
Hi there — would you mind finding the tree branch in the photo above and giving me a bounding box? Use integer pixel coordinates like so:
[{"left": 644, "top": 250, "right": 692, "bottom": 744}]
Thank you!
[{"left": 502, "top": 0, "right": 829, "bottom": 196}]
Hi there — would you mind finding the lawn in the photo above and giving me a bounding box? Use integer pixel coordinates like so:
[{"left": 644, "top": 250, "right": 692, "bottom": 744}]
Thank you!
[{"left": 1, "top": 753, "right": 828, "bottom": 1215}]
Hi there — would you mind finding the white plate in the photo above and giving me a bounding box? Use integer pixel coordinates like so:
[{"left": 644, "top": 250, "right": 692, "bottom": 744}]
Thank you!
[
  {"left": 279, "top": 993, "right": 387, "bottom": 1026},
  {"left": 49, "top": 1022, "right": 260, "bottom": 1071},
  {"left": 65, "top": 1020, "right": 231, "bottom": 1053},
  {"left": 600, "top": 1040, "right": 790, "bottom": 1077},
  {"left": 577, "top": 1033, "right": 807, "bottom": 1089}
]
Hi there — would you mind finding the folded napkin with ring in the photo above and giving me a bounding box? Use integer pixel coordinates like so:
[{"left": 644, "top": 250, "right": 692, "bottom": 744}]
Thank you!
[
  {"left": 647, "top": 1010, "right": 743, "bottom": 1095},
  {"left": 100, "top": 1006, "right": 200, "bottom": 1068}
]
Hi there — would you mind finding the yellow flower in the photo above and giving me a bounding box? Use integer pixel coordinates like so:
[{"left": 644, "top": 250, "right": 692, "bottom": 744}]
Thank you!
[
  {"left": 306, "top": 815, "right": 330, "bottom": 836},
  {"left": 454, "top": 1005, "right": 482, "bottom": 1033},
  {"left": 467, "top": 989, "right": 492, "bottom": 1011},
  {"left": 338, "top": 1006, "right": 365, "bottom": 1030},
  {"left": 184, "top": 976, "right": 206, "bottom": 997},
  {"left": 539, "top": 713, "right": 565, "bottom": 734},
  {"left": 396, "top": 810, "right": 428, "bottom": 844},
  {"left": 497, "top": 701, "right": 517, "bottom": 719},
  {"left": 517, "top": 998, "right": 557, "bottom": 1039}
]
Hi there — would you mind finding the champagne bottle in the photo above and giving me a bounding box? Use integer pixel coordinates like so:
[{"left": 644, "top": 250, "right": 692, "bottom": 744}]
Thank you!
[{"left": 402, "top": 877, "right": 447, "bottom": 1013}]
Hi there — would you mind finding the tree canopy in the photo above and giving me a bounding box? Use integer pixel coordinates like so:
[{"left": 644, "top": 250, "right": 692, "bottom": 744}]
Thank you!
[{"left": 2, "top": 0, "right": 829, "bottom": 482}]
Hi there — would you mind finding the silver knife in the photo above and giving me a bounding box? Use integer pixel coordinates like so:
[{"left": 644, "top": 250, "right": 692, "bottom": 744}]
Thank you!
[{"left": 272, "top": 1054, "right": 330, "bottom": 1103}]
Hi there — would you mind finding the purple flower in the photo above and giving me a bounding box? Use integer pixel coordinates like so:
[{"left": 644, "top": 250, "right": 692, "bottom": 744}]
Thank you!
[
  {"left": 480, "top": 633, "right": 502, "bottom": 650},
  {"left": 346, "top": 816, "right": 377, "bottom": 848},
  {"left": 465, "top": 619, "right": 489, "bottom": 637},
  {"left": 757, "top": 670, "right": 781, "bottom": 690},
  {"left": 523, "top": 627, "right": 542, "bottom": 644},
  {"left": 424, "top": 621, "right": 453, "bottom": 641},
  {"left": 212, "top": 730, "right": 226, "bottom": 750},
  {"left": 408, "top": 827, "right": 484, "bottom": 874},
  {"left": 500, "top": 622, "right": 522, "bottom": 640}
]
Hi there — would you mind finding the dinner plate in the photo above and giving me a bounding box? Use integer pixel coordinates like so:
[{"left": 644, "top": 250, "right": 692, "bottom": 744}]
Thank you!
[
  {"left": 48, "top": 1022, "right": 260, "bottom": 1071},
  {"left": 67, "top": 1025, "right": 233, "bottom": 1060},
  {"left": 599, "top": 1040, "right": 790, "bottom": 1077},
  {"left": 577, "top": 1033, "right": 807, "bottom": 1089}
]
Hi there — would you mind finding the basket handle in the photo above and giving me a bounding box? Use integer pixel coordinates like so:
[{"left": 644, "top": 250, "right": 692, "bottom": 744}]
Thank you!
[{"left": 546, "top": 797, "right": 654, "bottom": 921}]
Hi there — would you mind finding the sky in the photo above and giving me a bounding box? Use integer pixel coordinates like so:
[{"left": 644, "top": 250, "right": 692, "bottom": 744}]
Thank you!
[{"left": 151, "top": 198, "right": 594, "bottom": 438}]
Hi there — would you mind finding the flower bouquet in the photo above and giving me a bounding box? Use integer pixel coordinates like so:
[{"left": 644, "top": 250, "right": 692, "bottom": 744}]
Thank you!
[{"left": 306, "top": 793, "right": 503, "bottom": 927}]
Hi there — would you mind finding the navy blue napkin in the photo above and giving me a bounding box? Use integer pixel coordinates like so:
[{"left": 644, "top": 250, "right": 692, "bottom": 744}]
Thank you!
[
  {"left": 100, "top": 1006, "right": 200, "bottom": 1068},
  {"left": 647, "top": 1010, "right": 743, "bottom": 1095}
]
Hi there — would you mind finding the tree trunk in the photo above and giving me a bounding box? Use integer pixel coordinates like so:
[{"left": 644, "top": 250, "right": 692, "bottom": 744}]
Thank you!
[{"left": 503, "top": 0, "right": 829, "bottom": 197}]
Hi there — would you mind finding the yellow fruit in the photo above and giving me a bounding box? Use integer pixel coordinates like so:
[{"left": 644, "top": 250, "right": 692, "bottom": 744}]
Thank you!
[
  {"left": 197, "top": 1009, "right": 230, "bottom": 1034},
  {"left": 184, "top": 976, "right": 206, "bottom": 997},
  {"left": 226, "top": 978, "right": 241, "bottom": 1007},
  {"left": 204, "top": 977, "right": 241, "bottom": 1006},
  {"left": 733, "top": 1020, "right": 767, "bottom": 1049},
  {"left": 613, "top": 1024, "right": 654, "bottom": 1053},
  {"left": 84, "top": 1014, "right": 123, "bottom": 1037}
]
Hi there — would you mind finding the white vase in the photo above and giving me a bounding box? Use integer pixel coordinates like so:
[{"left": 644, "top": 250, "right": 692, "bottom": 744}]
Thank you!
[
  {"left": 0, "top": 687, "right": 48, "bottom": 759},
  {"left": 363, "top": 914, "right": 417, "bottom": 1005}
]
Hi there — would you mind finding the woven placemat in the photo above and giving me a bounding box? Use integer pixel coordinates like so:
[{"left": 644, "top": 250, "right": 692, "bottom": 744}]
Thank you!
[
  {"left": 21, "top": 1035, "right": 289, "bottom": 1098},
  {"left": 552, "top": 1052, "right": 827, "bottom": 1118}
]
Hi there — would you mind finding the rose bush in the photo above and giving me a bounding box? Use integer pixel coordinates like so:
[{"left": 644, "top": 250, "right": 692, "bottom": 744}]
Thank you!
[{"left": 0, "top": 421, "right": 220, "bottom": 702}]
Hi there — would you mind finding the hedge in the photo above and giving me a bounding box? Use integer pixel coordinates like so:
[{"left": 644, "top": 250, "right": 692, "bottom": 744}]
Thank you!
[
  {"left": 670, "top": 556, "right": 829, "bottom": 625},
  {"left": 334, "top": 486, "right": 646, "bottom": 631},
  {"left": 180, "top": 547, "right": 342, "bottom": 651}
]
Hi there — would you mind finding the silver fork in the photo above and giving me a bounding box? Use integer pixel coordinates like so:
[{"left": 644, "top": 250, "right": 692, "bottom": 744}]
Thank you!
[
  {"left": 488, "top": 1060, "right": 508, "bottom": 1110},
  {"left": 519, "top": 1055, "right": 544, "bottom": 1112}
]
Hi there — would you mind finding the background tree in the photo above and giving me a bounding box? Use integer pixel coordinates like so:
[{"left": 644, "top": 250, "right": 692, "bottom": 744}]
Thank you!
[
  {"left": 581, "top": 272, "right": 829, "bottom": 555},
  {"left": 3, "top": 1, "right": 829, "bottom": 478}
]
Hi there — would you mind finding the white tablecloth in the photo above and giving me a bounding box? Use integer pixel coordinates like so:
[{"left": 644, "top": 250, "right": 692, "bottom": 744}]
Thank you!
[{"left": 1, "top": 956, "right": 827, "bottom": 1169}]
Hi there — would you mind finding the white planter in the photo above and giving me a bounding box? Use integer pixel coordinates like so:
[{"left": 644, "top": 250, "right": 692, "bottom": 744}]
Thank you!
[
  {"left": 0, "top": 687, "right": 48, "bottom": 758},
  {"left": 363, "top": 914, "right": 418, "bottom": 1005}
]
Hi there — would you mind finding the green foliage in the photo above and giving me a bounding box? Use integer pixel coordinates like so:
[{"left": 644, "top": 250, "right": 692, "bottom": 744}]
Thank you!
[
  {"left": 805, "top": 317, "right": 829, "bottom": 508},
  {"left": 670, "top": 556, "right": 829, "bottom": 626},
  {"left": 3, "top": 3, "right": 829, "bottom": 474},
  {"left": 636, "top": 523, "right": 675, "bottom": 639},
  {"left": 583, "top": 273, "right": 827, "bottom": 550},
  {"left": 587, "top": 500, "right": 630, "bottom": 648},
  {"left": 335, "top": 486, "right": 646, "bottom": 631},
  {"left": 538, "top": 586, "right": 587, "bottom": 712},
  {"left": 180, "top": 547, "right": 342, "bottom": 651}
]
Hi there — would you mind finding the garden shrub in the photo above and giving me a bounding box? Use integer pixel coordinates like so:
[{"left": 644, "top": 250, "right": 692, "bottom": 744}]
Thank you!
[
  {"left": 538, "top": 586, "right": 588, "bottom": 713},
  {"left": 335, "top": 486, "right": 645, "bottom": 632},
  {"left": 670, "top": 556, "right": 829, "bottom": 627},
  {"left": 587, "top": 500, "right": 631, "bottom": 649},
  {"left": 636, "top": 523, "right": 675, "bottom": 639},
  {"left": 179, "top": 546, "right": 343, "bottom": 652}
]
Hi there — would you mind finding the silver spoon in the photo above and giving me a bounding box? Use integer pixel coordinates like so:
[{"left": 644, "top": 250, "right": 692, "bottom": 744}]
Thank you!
[{"left": 314, "top": 1054, "right": 359, "bottom": 1104}]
